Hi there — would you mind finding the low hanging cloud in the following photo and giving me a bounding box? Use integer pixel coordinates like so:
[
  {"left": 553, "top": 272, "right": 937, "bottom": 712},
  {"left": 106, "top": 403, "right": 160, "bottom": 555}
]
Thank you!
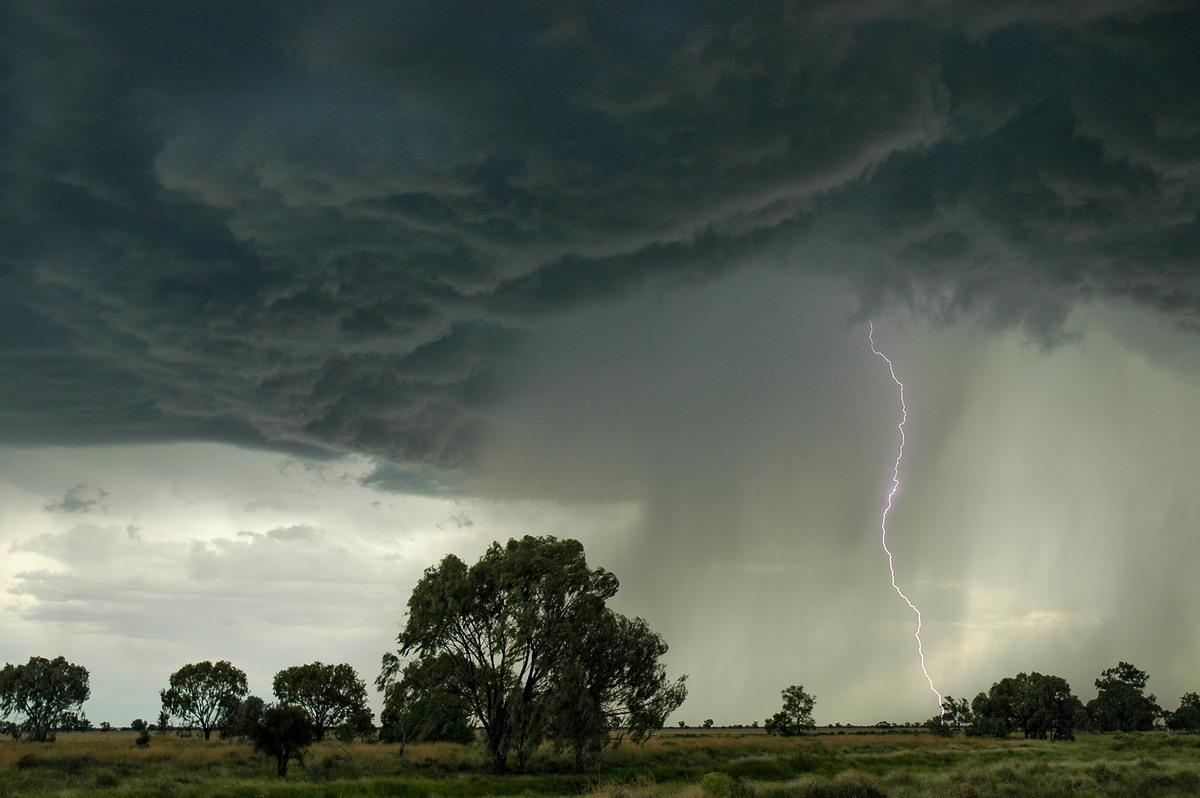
[
  {"left": 3, "top": 1, "right": 1199, "bottom": 477},
  {"left": 11, "top": 523, "right": 125, "bottom": 563},
  {"left": 42, "top": 483, "right": 110, "bottom": 514}
]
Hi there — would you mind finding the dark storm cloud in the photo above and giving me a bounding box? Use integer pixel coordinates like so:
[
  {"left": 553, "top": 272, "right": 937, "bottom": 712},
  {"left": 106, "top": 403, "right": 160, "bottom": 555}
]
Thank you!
[{"left": 3, "top": 1, "right": 1198, "bottom": 473}]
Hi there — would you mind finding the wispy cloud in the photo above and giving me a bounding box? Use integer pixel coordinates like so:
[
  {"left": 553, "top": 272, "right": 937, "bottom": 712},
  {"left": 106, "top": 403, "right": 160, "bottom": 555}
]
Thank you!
[{"left": 43, "top": 483, "right": 109, "bottom": 514}]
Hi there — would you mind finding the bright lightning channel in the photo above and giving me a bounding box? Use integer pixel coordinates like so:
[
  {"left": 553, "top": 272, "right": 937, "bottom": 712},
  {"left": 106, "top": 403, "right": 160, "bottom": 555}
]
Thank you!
[{"left": 868, "top": 320, "right": 943, "bottom": 715}]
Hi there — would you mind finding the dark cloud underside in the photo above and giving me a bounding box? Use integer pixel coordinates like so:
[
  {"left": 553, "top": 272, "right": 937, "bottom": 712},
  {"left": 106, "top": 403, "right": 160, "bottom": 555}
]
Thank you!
[{"left": 3, "top": 1, "right": 1198, "bottom": 472}]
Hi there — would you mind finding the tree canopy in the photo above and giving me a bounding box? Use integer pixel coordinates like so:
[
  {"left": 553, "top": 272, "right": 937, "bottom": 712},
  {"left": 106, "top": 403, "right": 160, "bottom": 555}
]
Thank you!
[
  {"left": 160, "top": 660, "right": 248, "bottom": 740},
  {"left": 225, "top": 695, "right": 266, "bottom": 740},
  {"left": 968, "top": 672, "right": 1079, "bottom": 740},
  {"left": 377, "top": 657, "right": 475, "bottom": 751},
  {"left": 388, "top": 535, "right": 686, "bottom": 773},
  {"left": 0, "top": 656, "right": 90, "bottom": 742},
  {"left": 1167, "top": 692, "right": 1200, "bottom": 733},
  {"left": 544, "top": 610, "right": 687, "bottom": 771},
  {"left": 1087, "top": 661, "right": 1160, "bottom": 732},
  {"left": 249, "top": 704, "right": 314, "bottom": 778},
  {"left": 273, "top": 662, "right": 371, "bottom": 742},
  {"left": 764, "top": 685, "right": 816, "bottom": 736}
]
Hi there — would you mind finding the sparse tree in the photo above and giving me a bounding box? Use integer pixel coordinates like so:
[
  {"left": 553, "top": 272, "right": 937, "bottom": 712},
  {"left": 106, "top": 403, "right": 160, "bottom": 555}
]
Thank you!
[
  {"left": 226, "top": 695, "right": 266, "bottom": 740},
  {"left": 131, "top": 718, "right": 148, "bottom": 732},
  {"left": 388, "top": 536, "right": 686, "bottom": 774},
  {"left": 160, "top": 660, "right": 248, "bottom": 740},
  {"left": 156, "top": 709, "right": 170, "bottom": 734},
  {"left": 764, "top": 685, "right": 816, "bottom": 736},
  {"left": 249, "top": 704, "right": 314, "bottom": 778},
  {"left": 334, "top": 706, "right": 375, "bottom": 743},
  {"left": 1087, "top": 662, "right": 1160, "bottom": 732},
  {"left": 273, "top": 662, "right": 371, "bottom": 742},
  {"left": 1166, "top": 692, "right": 1200, "bottom": 733},
  {"left": 0, "top": 656, "right": 91, "bottom": 742},
  {"left": 940, "top": 696, "right": 972, "bottom": 730},
  {"left": 926, "top": 715, "right": 954, "bottom": 737},
  {"left": 60, "top": 712, "right": 91, "bottom": 732}
]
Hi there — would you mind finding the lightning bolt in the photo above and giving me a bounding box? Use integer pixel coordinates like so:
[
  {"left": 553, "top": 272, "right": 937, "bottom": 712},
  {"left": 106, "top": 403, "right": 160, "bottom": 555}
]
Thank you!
[{"left": 869, "top": 321, "right": 944, "bottom": 715}]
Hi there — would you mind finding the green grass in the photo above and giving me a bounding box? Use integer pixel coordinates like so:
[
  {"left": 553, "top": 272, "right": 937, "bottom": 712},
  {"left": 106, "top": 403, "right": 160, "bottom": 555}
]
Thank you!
[{"left": 0, "top": 729, "right": 1198, "bottom": 797}]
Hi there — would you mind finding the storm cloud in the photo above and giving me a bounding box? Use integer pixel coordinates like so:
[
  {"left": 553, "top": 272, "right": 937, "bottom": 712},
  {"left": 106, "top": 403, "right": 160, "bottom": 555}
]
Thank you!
[{"left": 3, "top": 1, "right": 1199, "bottom": 477}]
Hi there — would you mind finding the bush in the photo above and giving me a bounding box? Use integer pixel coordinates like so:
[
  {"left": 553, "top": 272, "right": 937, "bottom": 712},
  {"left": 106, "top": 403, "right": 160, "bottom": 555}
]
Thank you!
[
  {"left": 249, "top": 704, "right": 315, "bottom": 778},
  {"left": 925, "top": 717, "right": 953, "bottom": 738},
  {"left": 700, "top": 771, "right": 749, "bottom": 797}
]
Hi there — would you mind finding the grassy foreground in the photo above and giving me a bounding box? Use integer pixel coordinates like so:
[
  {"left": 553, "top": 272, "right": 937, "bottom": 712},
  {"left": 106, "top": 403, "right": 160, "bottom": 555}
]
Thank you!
[{"left": 1, "top": 728, "right": 1198, "bottom": 797}]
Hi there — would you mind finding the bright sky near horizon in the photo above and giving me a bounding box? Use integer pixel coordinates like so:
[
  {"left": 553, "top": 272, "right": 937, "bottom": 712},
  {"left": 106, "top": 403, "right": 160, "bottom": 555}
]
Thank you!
[{"left": 3, "top": 1, "right": 1200, "bottom": 728}]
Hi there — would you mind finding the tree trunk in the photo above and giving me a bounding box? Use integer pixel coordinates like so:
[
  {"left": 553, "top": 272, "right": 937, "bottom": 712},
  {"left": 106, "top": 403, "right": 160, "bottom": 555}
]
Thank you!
[{"left": 486, "top": 719, "right": 508, "bottom": 774}]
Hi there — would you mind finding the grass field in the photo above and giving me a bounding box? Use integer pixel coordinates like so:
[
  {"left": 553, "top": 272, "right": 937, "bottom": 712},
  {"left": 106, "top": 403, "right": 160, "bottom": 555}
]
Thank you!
[{"left": 1, "top": 728, "right": 1198, "bottom": 797}]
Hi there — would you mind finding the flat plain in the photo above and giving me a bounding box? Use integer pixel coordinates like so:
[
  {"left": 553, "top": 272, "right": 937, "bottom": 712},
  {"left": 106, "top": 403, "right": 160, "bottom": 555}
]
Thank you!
[{"left": 1, "top": 727, "right": 1199, "bottom": 797}]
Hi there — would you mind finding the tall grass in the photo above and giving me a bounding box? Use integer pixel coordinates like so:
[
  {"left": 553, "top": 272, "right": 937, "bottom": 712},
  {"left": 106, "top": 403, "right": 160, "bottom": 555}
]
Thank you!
[{"left": 0, "top": 729, "right": 1197, "bottom": 797}]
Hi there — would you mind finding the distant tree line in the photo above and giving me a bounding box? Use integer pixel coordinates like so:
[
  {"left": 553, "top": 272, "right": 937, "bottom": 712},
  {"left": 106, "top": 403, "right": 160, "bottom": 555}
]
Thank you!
[
  {"left": 6, "top": 536, "right": 1199, "bottom": 781},
  {"left": 923, "top": 660, "right": 1192, "bottom": 740}
]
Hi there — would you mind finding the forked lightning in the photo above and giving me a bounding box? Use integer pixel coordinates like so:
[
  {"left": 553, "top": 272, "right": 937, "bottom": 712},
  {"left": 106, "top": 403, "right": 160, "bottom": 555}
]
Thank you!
[{"left": 869, "top": 321, "right": 943, "bottom": 714}]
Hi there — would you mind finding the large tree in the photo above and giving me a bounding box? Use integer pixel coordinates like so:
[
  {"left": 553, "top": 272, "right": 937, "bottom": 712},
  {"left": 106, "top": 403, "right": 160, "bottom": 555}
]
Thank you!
[
  {"left": 388, "top": 536, "right": 686, "bottom": 773},
  {"left": 160, "top": 660, "right": 248, "bottom": 740},
  {"left": 1087, "top": 661, "right": 1160, "bottom": 732},
  {"left": 0, "top": 656, "right": 90, "bottom": 742},
  {"left": 968, "top": 672, "right": 1079, "bottom": 740},
  {"left": 272, "top": 662, "right": 371, "bottom": 742}
]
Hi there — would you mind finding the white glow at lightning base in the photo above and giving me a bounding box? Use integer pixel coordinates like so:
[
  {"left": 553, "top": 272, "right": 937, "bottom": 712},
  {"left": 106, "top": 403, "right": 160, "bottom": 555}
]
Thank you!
[{"left": 869, "top": 321, "right": 944, "bottom": 715}]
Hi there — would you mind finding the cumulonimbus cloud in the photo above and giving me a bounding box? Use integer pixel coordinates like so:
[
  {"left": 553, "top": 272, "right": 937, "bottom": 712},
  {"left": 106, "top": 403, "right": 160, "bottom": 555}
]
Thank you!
[{"left": 2, "top": 1, "right": 1197, "bottom": 474}]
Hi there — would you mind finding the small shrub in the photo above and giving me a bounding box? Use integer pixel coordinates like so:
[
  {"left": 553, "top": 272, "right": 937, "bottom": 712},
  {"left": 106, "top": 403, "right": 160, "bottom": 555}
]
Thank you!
[
  {"left": 726, "top": 754, "right": 788, "bottom": 780},
  {"left": 925, "top": 717, "right": 953, "bottom": 738},
  {"left": 1087, "top": 763, "right": 1118, "bottom": 784},
  {"left": 699, "top": 771, "right": 746, "bottom": 797},
  {"left": 95, "top": 771, "right": 119, "bottom": 788},
  {"left": 135, "top": 728, "right": 151, "bottom": 748},
  {"left": 795, "top": 772, "right": 890, "bottom": 798},
  {"left": 1172, "top": 770, "right": 1200, "bottom": 790},
  {"left": 1139, "top": 772, "right": 1176, "bottom": 791}
]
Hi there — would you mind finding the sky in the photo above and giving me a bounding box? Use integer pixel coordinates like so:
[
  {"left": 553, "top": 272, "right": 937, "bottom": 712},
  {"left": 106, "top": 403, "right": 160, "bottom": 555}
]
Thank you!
[{"left": 2, "top": 1, "right": 1200, "bottom": 728}]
